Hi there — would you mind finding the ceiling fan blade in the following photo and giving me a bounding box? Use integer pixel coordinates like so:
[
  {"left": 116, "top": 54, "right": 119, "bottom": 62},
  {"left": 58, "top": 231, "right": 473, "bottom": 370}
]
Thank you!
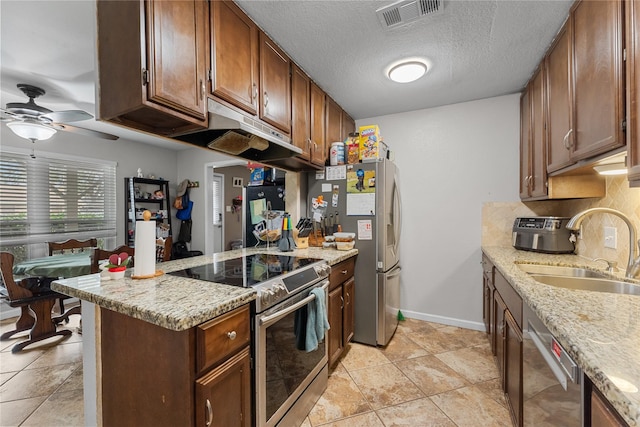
[
  {"left": 0, "top": 108, "right": 19, "bottom": 121},
  {"left": 41, "top": 110, "right": 93, "bottom": 123},
  {"left": 51, "top": 123, "right": 119, "bottom": 140}
]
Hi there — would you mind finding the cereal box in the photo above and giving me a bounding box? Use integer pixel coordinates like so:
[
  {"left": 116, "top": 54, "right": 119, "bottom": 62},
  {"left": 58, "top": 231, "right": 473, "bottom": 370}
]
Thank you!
[{"left": 358, "top": 125, "right": 387, "bottom": 162}]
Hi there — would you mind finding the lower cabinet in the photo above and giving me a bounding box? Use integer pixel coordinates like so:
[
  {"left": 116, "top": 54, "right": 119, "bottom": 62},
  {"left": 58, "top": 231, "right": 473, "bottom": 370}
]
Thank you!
[
  {"left": 586, "top": 377, "right": 629, "bottom": 427},
  {"left": 100, "top": 305, "right": 251, "bottom": 427},
  {"left": 327, "top": 257, "right": 356, "bottom": 368},
  {"left": 195, "top": 347, "right": 251, "bottom": 427},
  {"left": 485, "top": 259, "right": 523, "bottom": 427}
]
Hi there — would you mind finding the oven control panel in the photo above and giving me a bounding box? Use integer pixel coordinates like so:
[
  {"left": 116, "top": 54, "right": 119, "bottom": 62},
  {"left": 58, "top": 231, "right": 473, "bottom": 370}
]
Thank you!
[{"left": 255, "top": 260, "right": 330, "bottom": 312}]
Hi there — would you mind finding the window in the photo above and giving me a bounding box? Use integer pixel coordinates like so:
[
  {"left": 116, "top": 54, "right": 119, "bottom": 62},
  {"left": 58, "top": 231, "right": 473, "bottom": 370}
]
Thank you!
[{"left": 0, "top": 149, "right": 116, "bottom": 261}]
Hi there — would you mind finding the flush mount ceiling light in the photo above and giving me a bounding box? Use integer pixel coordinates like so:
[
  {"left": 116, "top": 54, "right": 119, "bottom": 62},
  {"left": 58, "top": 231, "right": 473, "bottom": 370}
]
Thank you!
[
  {"left": 593, "top": 162, "right": 627, "bottom": 176},
  {"left": 387, "top": 58, "right": 429, "bottom": 83},
  {"left": 7, "top": 120, "right": 56, "bottom": 142}
]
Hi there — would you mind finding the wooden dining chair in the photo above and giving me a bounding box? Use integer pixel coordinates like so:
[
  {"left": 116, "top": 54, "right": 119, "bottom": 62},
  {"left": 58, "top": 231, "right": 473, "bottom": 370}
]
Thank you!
[
  {"left": 0, "top": 252, "right": 79, "bottom": 353},
  {"left": 47, "top": 238, "right": 97, "bottom": 316},
  {"left": 92, "top": 245, "right": 136, "bottom": 274},
  {"left": 47, "top": 238, "right": 97, "bottom": 256}
]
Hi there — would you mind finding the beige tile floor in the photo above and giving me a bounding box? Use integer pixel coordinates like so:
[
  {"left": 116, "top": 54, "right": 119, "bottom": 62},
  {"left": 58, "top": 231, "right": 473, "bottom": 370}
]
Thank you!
[{"left": 0, "top": 315, "right": 510, "bottom": 427}]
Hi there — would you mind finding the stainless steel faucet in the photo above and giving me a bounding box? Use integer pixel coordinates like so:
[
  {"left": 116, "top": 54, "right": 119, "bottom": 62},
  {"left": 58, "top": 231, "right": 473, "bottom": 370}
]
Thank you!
[{"left": 566, "top": 208, "right": 640, "bottom": 279}]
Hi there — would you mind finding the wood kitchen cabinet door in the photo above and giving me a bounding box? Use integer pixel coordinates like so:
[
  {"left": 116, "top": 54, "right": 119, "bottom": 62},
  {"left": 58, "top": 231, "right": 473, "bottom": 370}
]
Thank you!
[
  {"left": 519, "top": 89, "right": 532, "bottom": 199},
  {"left": 326, "top": 97, "right": 343, "bottom": 146},
  {"left": 529, "top": 66, "right": 547, "bottom": 199},
  {"left": 96, "top": 0, "right": 208, "bottom": 136},
  {"left": 545, "top": 22, "right": 574, "bottom": 173},
  {"left": 291, "top": 64, "right": 311, "bottom": 161},
  {"left": 343, "top": 277, "right": 355, "bottom": 345},
  {"left": 342, "top": 111, "right": 356, "bottom": 140},
  {"left": 195, "top": 347, "right": 251, "bottom": 427},
  {"left": 627, "top": 0, "right": 640, "bottom": 186},
  {"left": 571, "top": 0, "right": 624, "bottom": 160},
  {"left": 493, "top": 292, "right": 507, "bottom": 388},
  {"left": 259, "top": 32, "right": 291, "bottom": 133},
  {"left": 328, "top": 286, "right": 344, "bottom": 368},
  {"left": 310, "top": 82, "right": 327, "bottom": 166},
  {"left": 210, "top": 0, "right": 259, "bottom": 115},
  {"left": 504, "top": 309, "right": 523, "bottom": 427},
  {"left": 146, "top": 0, "right": 207, "bottom": 121}
]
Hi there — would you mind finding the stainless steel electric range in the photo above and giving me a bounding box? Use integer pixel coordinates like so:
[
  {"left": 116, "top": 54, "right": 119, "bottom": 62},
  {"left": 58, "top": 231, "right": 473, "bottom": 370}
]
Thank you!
[{"left": 169, "top": 253, "right": 331, "bottom": 427}]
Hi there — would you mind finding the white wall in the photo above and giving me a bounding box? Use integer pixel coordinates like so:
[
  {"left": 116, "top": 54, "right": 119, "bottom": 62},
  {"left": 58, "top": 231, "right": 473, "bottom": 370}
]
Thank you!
[
  {"left": 358, "top": 94, "right": 521, "bottom": 329},
  {"left": 0, "top": 125, "right": 179, "bottom": 247},
  {"left": 176, "top": 147, "right": 240, "bottom": 254}
]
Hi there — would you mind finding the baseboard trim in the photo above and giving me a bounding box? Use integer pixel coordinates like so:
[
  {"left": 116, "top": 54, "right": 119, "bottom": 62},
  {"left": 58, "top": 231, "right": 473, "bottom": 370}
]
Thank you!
[{"left": 400, "top": 309, "right": 485, "bottom": 332}]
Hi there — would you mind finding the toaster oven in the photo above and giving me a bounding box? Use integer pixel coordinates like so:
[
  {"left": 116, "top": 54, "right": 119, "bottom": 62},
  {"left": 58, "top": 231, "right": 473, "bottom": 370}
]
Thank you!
[{"left": 512, "top": 217, "right": 575, "bottom": 254}]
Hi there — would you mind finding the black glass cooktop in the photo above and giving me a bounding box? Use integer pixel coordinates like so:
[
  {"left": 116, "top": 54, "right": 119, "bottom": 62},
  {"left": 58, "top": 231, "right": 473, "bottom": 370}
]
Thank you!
[{"left": 168, "top": 254, "right": 321, "bottom": 288}]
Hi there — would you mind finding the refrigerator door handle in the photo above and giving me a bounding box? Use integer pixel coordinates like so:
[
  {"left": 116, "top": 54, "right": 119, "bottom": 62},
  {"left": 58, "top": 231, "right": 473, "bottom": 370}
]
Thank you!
[{"left": 393, "top": 173, "right": 402, "bottom": 254}]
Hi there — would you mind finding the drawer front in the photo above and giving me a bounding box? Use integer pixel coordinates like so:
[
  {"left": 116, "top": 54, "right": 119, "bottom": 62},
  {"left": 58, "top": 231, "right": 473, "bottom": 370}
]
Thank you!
[
  {"left": 197, "top": 305, "right": 250, "bottom": 374},
  {"left": 494, "top": 270, "right": 522, "bottom": 329},
  {"left": 330, "top": 257, "right": 355, "bottom": 290}
]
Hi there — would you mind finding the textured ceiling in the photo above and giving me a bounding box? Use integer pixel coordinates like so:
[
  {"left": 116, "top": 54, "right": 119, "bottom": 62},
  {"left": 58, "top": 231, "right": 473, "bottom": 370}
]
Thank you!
[{"left": 1, "top": 0, "right": 573, "bottom": 149}]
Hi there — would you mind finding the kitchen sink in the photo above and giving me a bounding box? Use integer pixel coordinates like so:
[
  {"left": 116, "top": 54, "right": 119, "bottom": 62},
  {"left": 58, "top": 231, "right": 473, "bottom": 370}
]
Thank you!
[
  {"left": 529, "top": 274, "right": 640, "bottom": 296},
  {"left": 517, "top": 263, "right": 605, "bottom": 278}
]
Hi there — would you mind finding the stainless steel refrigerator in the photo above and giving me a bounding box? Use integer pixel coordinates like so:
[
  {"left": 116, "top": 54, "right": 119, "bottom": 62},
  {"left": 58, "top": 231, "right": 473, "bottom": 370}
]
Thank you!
[{"left": 308, "top": 158, "right": 401, "bottom": 346}]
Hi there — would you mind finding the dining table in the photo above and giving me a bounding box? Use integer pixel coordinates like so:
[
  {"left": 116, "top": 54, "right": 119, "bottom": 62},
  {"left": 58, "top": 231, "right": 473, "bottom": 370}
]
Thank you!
[{"left": 12, "top": 252, "right": 93, "bottom": 279}]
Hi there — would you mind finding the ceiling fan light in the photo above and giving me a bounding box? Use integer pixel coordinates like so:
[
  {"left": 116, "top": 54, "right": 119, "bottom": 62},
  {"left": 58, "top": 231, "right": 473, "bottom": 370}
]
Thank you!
[
  {"left": 7, "top": 121, "right": 56, "bottom": 141},
  {"left": 387, "top": 60, "right": 428, "bottom": 83}
]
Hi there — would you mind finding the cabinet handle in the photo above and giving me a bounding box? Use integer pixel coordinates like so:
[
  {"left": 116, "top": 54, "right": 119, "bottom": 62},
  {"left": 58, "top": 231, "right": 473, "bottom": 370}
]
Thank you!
[
  {"left": 340, "top": 295, "right": 344, "bottom": 309},
  {"left": 252, "top": 83, "right": 258, "bottom": 100},
  {"left": 264, "top": 92, "right": 269, "bottom": 109},
  {"left": 200, "top": 79, "right": 205, "bottom": 101},
  {"left": 341, "top": 270, "right": 348, "bottom": 275},
  {"left": 345, "top": 292, "right": 350, "bottom": 305},
  {"left": 205, "top": 399, "right": 213, "bottom": 426},
  {"left": 562, "top": 128, "right": 573, "bottom": 149},
  {"left": 227, "top": 331, "right": 237, "bottom": 340}
]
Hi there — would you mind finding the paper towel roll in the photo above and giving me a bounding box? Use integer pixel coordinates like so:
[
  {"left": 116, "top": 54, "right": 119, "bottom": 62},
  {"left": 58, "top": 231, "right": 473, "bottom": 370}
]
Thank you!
[{"left": 134, "top": 219, "right": 156, "bottom": 277}]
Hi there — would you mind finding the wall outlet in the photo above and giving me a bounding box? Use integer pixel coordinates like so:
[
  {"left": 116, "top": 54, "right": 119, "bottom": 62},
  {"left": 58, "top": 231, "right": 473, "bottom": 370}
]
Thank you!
[
  {"left": 226, "top": 206, "right": 231, "bottom": 212},
  {"left": 604, "top": 226, "right": 617, "bottom": 249}
]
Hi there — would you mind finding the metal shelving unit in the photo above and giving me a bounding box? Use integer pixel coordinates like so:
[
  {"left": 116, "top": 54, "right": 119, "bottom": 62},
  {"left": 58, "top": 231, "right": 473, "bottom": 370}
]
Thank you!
[{"left": 124, "top": 177, "right": 172, "bottom": 247}]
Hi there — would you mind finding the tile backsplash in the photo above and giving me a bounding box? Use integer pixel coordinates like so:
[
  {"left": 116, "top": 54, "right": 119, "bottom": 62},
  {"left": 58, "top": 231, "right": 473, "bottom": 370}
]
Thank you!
[{"left": 483, "top": 176, "right": 640, "bottom": 271}]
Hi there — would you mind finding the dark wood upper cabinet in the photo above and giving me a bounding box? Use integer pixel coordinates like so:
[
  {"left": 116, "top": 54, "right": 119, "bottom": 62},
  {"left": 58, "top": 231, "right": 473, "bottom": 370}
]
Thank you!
[
  {"left": 310, "top": 82, "right": 327, "bottom": 166},
  {"left": 529, "top": 66, "right": 547, "bottom": 199},
  {"left": 571, "top": 0, "right": 624, "bottom": 160},
  {"left": 342, "top": 111, "right": 356, "bottom": 141},
  {"left": 519, "top": 88, "right": 532, "bottom": 199},
  {"left": 326, "top": 97, "right": 343, "bottom": 146},
  {"left": 97, "top": 0, "right": 208, "bottom": 136},
  {"left": 291, "top": 64, "right": 311, "bottom": 161},
  {"left": 259, "top": 32, "right": 291, "bottom": 134},
  {"left": 545, "top": 22, "right": 574, "bottom": 173},
  {"left": 627, "top": 0, "right": 640, "bottom": 186},
  {"left": 210, "top": 0, "right": 259, "bottom": 115}
]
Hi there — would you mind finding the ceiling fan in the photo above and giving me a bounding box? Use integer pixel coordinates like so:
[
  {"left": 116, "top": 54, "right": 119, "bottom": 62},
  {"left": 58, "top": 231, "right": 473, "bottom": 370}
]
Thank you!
[{"left": 1, "top": 83, "right": 118, "bottom": 156}]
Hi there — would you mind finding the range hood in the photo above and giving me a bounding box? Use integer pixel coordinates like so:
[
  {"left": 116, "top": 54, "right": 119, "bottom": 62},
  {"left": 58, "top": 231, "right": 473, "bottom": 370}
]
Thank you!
[{"left": 173, "top": 99, "right": 310, "bottom": 170}]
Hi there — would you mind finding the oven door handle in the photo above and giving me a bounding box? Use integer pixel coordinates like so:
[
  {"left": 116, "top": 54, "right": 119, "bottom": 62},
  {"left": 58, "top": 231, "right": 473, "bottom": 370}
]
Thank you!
[{"left": 260, "top": 281, "right": 329, "bottom": 328}]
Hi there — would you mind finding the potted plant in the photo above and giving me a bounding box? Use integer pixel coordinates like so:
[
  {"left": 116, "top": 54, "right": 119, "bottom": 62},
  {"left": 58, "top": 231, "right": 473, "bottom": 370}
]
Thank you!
[{"left": 105, "top": 252, "right": 131, "bottom": 279}]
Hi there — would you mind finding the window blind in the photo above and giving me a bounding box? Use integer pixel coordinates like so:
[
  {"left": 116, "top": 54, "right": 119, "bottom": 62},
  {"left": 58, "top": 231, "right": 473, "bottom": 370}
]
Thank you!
[{"left": 0, "top": 150, "right": 117, "bottom": 246}]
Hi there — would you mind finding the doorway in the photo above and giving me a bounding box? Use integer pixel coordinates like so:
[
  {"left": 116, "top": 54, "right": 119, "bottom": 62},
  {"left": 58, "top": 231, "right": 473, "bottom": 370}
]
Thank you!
[{"left": 211, "top": 172, "right": 224, "bottom": 253}]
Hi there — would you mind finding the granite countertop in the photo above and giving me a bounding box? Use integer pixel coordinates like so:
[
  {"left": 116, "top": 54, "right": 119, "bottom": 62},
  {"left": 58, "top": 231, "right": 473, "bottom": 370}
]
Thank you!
[
  {"left": 482, "top": 246, "right": 640, "bottom": 427},
  {"left": 51, "top": 247, "right": 358, "bottom": 332}
]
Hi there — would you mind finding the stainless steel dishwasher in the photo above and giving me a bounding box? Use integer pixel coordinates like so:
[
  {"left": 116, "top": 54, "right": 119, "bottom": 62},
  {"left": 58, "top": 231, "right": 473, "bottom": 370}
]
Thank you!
[{"left": 523, "top": 304, "right": 584, "bottom": 427}]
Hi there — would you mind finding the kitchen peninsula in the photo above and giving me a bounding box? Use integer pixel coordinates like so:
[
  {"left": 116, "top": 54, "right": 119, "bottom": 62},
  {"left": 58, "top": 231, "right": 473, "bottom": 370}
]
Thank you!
[{"left": 51, "top": 247, "right": 357, "bottom": 426}]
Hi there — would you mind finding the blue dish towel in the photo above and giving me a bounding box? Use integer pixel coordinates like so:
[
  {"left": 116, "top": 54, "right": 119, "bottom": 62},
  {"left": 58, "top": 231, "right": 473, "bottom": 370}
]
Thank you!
[{"left": 305, "top": 287, "right": 330, "bottom": 352}]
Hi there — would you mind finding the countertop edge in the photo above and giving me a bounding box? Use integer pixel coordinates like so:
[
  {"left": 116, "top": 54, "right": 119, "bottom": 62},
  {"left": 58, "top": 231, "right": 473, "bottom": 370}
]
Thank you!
[{"left": 51, "top": 248, "right": 358, "bottom": 331}]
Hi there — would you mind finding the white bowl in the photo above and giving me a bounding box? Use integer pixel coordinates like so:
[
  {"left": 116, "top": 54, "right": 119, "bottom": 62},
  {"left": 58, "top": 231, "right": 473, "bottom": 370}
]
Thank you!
[
  {"left": 334, "top": 232, "right": 355, "bottom": 241},
  {"left": 336, "top": 241, "right": 355, "bottom": 251}
]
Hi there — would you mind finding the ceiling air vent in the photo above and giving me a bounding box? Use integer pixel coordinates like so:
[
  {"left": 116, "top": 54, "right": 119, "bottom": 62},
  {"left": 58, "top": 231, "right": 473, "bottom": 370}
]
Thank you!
[{"left": 376, "top": 0, "right": 443, "bottom": 29}]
